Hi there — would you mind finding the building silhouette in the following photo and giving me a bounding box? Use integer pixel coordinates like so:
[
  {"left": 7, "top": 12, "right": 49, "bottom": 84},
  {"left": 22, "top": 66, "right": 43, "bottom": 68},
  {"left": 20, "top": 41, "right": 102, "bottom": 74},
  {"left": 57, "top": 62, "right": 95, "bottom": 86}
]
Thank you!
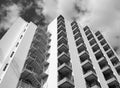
[{"left": 0, "top": 15, "right": 120, "bottom": 88}]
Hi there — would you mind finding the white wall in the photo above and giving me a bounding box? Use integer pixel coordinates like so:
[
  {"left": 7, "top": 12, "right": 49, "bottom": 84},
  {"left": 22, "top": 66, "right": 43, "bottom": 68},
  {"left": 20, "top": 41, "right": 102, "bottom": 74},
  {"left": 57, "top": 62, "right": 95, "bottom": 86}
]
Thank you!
[
  {"left": 0, "top": 21, "right": 37, "bottom": 88},
  {"left": 44, "top": 18, "right": 58, "bottom": 88}
]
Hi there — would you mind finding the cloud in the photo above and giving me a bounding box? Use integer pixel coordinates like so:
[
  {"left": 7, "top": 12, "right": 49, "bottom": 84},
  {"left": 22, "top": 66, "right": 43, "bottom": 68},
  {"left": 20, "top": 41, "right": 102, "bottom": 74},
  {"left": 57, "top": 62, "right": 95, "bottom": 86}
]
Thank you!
[
  {"left": 0, "top": 0, "right": 120, "bottom": 56},
  {"left": 42, "top": 0, "right": 58, "bottom": 22},
  {"left": 42, "top": 0, "right": 88, "bottom": 22},
  {"left": 57, "top": 0, "right": 88, "bottom": 21},
  {"left": 79, "top": 0, "right": 120, "bottom": 56},
  {"left": 0, "top": 4, "right": 21, "bottom": 30}
]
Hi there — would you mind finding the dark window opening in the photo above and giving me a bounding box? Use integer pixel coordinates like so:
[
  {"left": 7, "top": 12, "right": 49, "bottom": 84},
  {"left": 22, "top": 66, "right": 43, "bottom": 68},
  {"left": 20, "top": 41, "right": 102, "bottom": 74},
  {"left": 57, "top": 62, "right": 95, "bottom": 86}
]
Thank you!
[
  {"left": 3, "top": 63, "right": 8, "bottom": 71},
  {"left": 10, "top": 51, "right": 15, "bottom": 57}
]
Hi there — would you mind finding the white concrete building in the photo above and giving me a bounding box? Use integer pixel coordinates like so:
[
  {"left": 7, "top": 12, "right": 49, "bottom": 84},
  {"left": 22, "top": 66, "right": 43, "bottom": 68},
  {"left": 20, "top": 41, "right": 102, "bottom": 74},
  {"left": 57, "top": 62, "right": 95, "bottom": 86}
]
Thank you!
[
  {"left": 46, "top": 15, "right": 120, "bottom": 88},
  {"left": 0, "top": 17, "right": 50, "bottom": 88},
  {"left": 0, "top": 15, "right": 120, "bottom": 88}
]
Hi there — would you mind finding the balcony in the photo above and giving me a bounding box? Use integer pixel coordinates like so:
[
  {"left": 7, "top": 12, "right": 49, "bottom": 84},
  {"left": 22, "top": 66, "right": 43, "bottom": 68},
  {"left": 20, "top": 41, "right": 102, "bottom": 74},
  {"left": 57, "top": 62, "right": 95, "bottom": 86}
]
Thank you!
[
  {"left": 17, "top": 80, "right": 36, "bottom": 88},
  {"left": 58, "top": 18, "right": 64, "bottom": 24},
  {"left": 58, "top": 30, "right": 66, "bottom": 39},
  {"left": 83, "top": 26, "right": 89, "bottom": 32},
  {"left": 40, "top": 72, "right": 48, "bottom": 80},
  {"left": 106, "top": 49, "right": 114, "bottom": 58},
  {"left": 58, "top": 63, "right": 72, "bottom": 75},
  {"left": 58, "top": 43, "right": 69, "bottom": 54},
  {"left": 58, "top": 77, "right": 74, "bottom": 88},
  {"left": 110, "top": 56, "right": 119, "bottom": 66},
  {"left": 107, "top": 76, "right": 118, "bottom": 85},
  {"left": 45, "top": 52, "right": 50, "bottom": 60},
  {"left": 25, "top": 57, "right": 43, "bottom": 74},
  {"left": 114, "top": 62, "right": 120, "bottom": 69},
  {"left": 31, "top": 40, "right": 47, "bottom": 53},
  {"left": 103, "top": 44, "right": 110, "bottom": 51},
  {"left": 71, "top": 21, "right": 77, "bottom": 26},
  {"left": 58, "top": 21, "right": 65, "bottom": 29},
  {"left": 79, "top": 50, "right": 89, "bottom": 58},
  {"left": 20, "top": 67, "right": 41, "bottom": 88},
  {"left": 91, "top": 84, "right": 101, "bottom": 88},
  {"left": 75, "top": 37, "right": 84, "bottom": 46},
  {"left": 58, "top": 52, "right": 70, "bottom": 63},
  {"left": 84, "top": 70, "right": 97, "bottom": 81},
  {"left": 89, "top": 38, "right": 96, "bottom": 46},
  {"left": 77, "top": 43, "right": 86, "bottom": 54},
  {"left": 108, "top": 80, "right": 120, "bottom": 88},
  {"left": 86, "top": 80, "right": 101, "bottom": 88},
  {"left": 115, "top": 62, "right": 120, "bottom": 75},
  {"left": 102, "top": 65, "right": 110, "bottom": 72},
  {"left": 34, "top": 34, "right": 47, "bottom": 45},
  {"left": 98, "top": 56, "right": 105, "bottom": 63},
  {"left": 57, "top": 15, "right": 64, "bottom": 21},
  {"left": 87, "top": 33, "right": 94, "bottom": 40},
  {"left": 29, "top": 48, "right": 45, "bottom": 63},
  {"left": 99, "top": 60, "right": 108, "bottom": 70},
  {"left": 95, "top": 49, "right": 103, "bottom": 60},
  {"left": 58, "top": 25, "right": 66, "bottom": 33},
  {"left": 95, "top": 31, "right": 101, "bottom": 37},
  {"left": 73, "top": 27, "right": 79, "bottom": 34},
  {"left": 81, "top": 59, "right": 92, "bottom": 69},
  {"left": 79, "top": 51, "right": 89, "bottom": 63},
  {"left": 100, "top": 38, "right": 107, "bottom": 46},
  {"left": 72, "top": 24, "right": 78, "bottom": 31},
  {"left": 85, "top": 29, "right": 91, "bottom": 36},
  {"left": 74, "top": 32, "right": 82, "bottom": 40},
  {"left": 43, "top": 60, "right": 49, "bottom": 68},
  {"left": 97, "top": 34, "right": 103, "bottom": 41},
  {"left": 58, "top": 36, "right": 67, "bottom": 46},
  {"left": 92, "top": 44, "right": 100, "bottom": 52}
]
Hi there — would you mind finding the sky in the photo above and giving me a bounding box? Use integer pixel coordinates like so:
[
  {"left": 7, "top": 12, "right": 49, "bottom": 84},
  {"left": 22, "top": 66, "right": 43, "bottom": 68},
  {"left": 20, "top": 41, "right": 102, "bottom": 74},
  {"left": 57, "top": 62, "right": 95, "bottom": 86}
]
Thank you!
[{"left": 0, "top": 0, "right": 120, "bottom": 56}]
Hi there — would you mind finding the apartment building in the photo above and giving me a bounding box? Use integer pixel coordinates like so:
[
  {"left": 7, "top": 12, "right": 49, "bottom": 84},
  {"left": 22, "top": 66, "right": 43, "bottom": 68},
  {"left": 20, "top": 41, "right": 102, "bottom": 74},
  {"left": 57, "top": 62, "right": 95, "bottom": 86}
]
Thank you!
[
  {"left": 0, "top": 15, "right": 120, "bottom": 88},
  {"left": 0, "top": 18, "right": 50, "bottom": 88},
  {"left": 46, "top": 15, "right": 120, "bottom": 88}
]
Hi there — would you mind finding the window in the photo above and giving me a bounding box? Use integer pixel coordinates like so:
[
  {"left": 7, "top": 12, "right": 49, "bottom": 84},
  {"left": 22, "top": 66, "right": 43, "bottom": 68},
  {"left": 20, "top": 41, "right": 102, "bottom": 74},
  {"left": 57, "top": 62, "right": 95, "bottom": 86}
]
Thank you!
[
  {"left": 16, "top": 42, "right": 19, "bottom": 47},
  {"left": 3, "top": 63, "right": 8, "bottom": 71},
  {"left": 20, "top": 35, "right": 23, "bottom": 39},
  {"left": 10, "top": 51, "right": 15, "bottom": 57},
  {"left": 23, "top": 29, "right": 26, "bottom": 32}
]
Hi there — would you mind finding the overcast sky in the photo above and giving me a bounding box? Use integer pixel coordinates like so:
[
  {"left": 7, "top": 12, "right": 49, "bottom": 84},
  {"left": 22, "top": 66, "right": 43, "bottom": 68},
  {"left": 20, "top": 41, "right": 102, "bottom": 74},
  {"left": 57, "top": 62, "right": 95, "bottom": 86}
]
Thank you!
[{"left": 0, "top": 0, "right": 120, "bottom": 56}]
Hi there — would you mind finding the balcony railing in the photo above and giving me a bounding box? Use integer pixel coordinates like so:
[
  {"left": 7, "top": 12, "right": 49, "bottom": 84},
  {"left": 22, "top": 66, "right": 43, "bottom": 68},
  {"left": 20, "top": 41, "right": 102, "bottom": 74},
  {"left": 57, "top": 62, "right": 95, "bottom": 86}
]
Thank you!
[
  {"left": 17, "top": 80, "right": 36, "bottom": 88},
  {"left": 81, "top": 59, "right": 92, "bottom": 69},
  {"left": 58, "top": 77, "right": 74, "bottom": 88},
  {"left": 58, "top": 63, "right": 72, "bottom": 75},
  {"left": 107, "top": 76, "right": 118, "bottom": 85},
  {"left": 25, "top": 56, "right": 43, "bottom": 74},
  {"left": 77, "top": 43, "right": 86, "bottom": 54},
  {"left": 97, "top": 34, "right": 103, "bottom": 41},
  {"left": 95, "top": 31, "right": 101, "bottom": 37},
  {"left": 100, "top": 38, "right": 106, "bottom": 46},
  {"left": 74, "top": 32, "right": 82, "bottom": 40},
  {"left": 102, "top": 65, "right": 110, "bottom": 72},
  {"left": 89, "top": 38, "right": 97, "bottom": 46},
  {"left": 58, "top": 52, "right": 70, "bottom": 63},
  {"left": 58, "top": 36, "right": 68, "bottom": 46},
  {"left": 58, "top": 43, "right": 69, "bottom": 54},
  {"left": 84, "top": 70, "right": 97, "bottom": 80},
  {"left": 20, "top": 67, "right": 41, "bottom": 88},
  {"left": 73, "top": 27, "right": 80, "bottom": 35},
  {"left": 58, "top": 30, "right": 67, "bottom": 39},
  {"left": 75, "top": 37, "right": 84, "bottom": 46},
  {"left": 98, "top": 56, "right": 105, "bottom": 63},
  {"left": 58, "top": 25, "right": 66, "bottom": 33}
]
